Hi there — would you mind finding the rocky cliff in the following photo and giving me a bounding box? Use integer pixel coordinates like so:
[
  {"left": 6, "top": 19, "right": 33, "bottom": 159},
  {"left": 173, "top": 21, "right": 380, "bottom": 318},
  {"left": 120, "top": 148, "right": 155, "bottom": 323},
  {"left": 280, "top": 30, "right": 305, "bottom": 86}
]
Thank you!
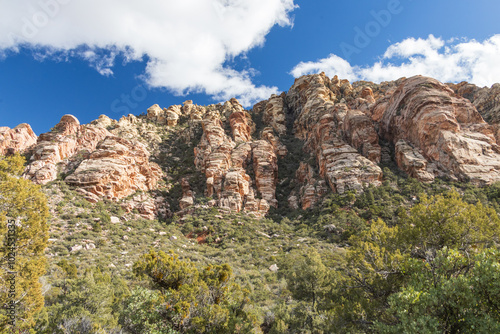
[
  {"left": 0, "top": 123, "right": 37, "bottom": 156},
  {"left": 3, "top": 74, "right": 500, "bottom": 218}
]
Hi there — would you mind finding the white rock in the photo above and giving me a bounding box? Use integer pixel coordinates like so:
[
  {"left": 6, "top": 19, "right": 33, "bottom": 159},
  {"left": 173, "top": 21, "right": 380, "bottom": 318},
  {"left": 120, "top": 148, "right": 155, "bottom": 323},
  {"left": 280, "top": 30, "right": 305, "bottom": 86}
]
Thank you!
[
  {"left": 110, "top": 216, "right": 120, "bottom": 224},
  {"left": 269, "top": 264, "right": 279, "bottom": 273},
  {"left": 70, "top": 245, "right": 83, "bottom": 252}
]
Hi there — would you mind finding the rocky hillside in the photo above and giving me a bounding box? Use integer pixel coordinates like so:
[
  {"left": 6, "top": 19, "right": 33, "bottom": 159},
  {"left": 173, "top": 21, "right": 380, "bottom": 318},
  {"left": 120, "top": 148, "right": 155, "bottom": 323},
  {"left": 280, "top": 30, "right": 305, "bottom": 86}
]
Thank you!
[{"left": 3, "top": 73, "right": 500, "bottom": 220}]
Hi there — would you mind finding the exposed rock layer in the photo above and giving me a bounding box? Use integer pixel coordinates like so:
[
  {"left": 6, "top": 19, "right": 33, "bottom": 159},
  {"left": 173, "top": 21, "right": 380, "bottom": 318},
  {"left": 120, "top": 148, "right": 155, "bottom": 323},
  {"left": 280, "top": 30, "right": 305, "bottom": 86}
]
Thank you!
[
  {"left": 0, "top": 123, "right": 37, "bottom": 156},
  {"left": 3, "top": 74, "right": 500, "bottom": 219},
  {"left": 193, "top": 99, "right": 278, "bottom": 217},
  {"left": 286, "top": 73, "right": 383, "bottom": 195},
  {"left": 24, "top": 115, "right": 110, "bottom": 184},
  {"left": 65, "top": 135, "right": 162, "bottom": 202},
  {"left": 382, "top": 76, "right": 500, "bottom": 185}
]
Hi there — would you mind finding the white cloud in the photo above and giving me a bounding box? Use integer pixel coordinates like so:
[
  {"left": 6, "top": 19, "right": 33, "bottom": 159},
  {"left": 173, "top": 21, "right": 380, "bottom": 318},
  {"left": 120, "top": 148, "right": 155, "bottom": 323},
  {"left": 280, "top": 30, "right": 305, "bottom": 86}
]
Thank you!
[
  {"left": 291, "top": 35, "right": 500, "bottom": 87},
  {"left": 0, "top": 0, "right": 297, "bottom": 106},
  {"left": 290, "top": 54, "right": 357, "bottom": 82}
]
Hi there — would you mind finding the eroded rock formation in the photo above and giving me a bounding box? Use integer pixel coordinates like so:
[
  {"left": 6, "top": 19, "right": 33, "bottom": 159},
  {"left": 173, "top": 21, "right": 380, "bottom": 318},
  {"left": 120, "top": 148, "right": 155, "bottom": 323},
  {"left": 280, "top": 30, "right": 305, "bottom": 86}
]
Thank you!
[
  {"left": 290, "top": 162, "right": 328, "bottom": 210},
  {"left": 3, "top": 73, "right": 500, "bottom": 219},
  {"left": 194, "top": 99, "right": 279, "bottom": 216},
  {"left": 0, "top": 123, "right": 37, "bottom": 156},
  {"left": 381, "top": 76, "right": 500, "bottom": 185},
  {"left": 286, "top": 73, "right": 383, "bottom": 195},
  {"left": 24, "top": 115, "right": 110, "bottom": 184},
  {"left": 65, "top": 136, "right": 162, "bottom": 202}
]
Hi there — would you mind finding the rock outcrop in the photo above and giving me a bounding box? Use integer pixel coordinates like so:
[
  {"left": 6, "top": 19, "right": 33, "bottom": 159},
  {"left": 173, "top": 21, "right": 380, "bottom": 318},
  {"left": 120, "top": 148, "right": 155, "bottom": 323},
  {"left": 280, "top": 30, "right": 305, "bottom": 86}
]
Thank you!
[
  {"left": 24, "top": 115, "right": 110, "bottom": 184},
  {"left": 449, "top": 82, "right": 500, "bottom": 124},
  {"left": 0, "top": 123, "right": 37, "bottom": 156},
  {"left": 4, "top": 73, "right": 500, "bottom": 219},
  {"left": 290, "top": 162, "right": 328, "bottom": 210},
  {"left": 120, "top": 193, "right": 170, "bottom": 220},
  {"left": 179, "top": 178, "right": 195, "bottom": 210},
  {"left": 395, "top": 139, "right": 434, "bottom": 183},
  {"left": 146, "top": 104, "right": 182, "bottom": 127},
  {"left": 146, "top": 104, "right": 166, "bottom": 124},
  {"left": 194, "top": 99, "right": 278, "bottom": 216},
  {"left": 287, "top": 73, "right": 383, "bottom": 194},
  {"left": 343, "top": 109, "right": 381, "bottom": 163},
  {"left": 65, "top": 136, "right": 162, "bottom": 202},
  {"left": 381, "top": 76, "right": 500, "bottom": 185},
  {"left": 254, "top": 93, "right": 287, "bottom": 136}
]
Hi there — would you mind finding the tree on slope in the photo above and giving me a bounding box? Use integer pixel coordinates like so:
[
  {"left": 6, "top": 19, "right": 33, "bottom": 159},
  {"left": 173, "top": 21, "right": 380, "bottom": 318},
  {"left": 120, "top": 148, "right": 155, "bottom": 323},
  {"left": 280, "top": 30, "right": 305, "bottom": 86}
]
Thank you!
[{"left": 0, "top": 154, "right": 50, "bottom": 333}]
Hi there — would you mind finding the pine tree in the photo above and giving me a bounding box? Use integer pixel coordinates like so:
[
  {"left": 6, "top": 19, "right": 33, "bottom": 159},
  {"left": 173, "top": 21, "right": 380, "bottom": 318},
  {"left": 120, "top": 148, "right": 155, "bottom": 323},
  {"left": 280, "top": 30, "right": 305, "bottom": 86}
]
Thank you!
[{"left": 0, "top": 154, "right": 49, "bottom": 333}]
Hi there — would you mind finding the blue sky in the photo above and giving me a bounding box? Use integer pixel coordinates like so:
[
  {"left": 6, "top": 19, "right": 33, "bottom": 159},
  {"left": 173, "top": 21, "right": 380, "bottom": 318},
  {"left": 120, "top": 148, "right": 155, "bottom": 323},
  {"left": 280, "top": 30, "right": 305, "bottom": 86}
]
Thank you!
[{"left": 1, "top": 0, "right": 499, "bottom": 134}]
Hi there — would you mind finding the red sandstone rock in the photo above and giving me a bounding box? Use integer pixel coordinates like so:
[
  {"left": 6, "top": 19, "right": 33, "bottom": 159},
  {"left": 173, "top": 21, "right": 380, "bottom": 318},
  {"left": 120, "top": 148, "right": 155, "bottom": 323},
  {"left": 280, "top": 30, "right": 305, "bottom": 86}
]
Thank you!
[
  {"left": 24, "top": 115, "right": 110, "bottom": 184},
  {"left": 343, "top": 109, "right": 381, "bottom": 163},
  {"left": 65, "top": 136, "right": 162, "bottom": 201},
  {"left": 286, "top": 73, "right": 383, "bottom": 194},
  {"left": 381, "top": 76, "right": 500, "bottom": 185},
  {"left": 0, "top": 123, "right": 37, "bottom": 156}
]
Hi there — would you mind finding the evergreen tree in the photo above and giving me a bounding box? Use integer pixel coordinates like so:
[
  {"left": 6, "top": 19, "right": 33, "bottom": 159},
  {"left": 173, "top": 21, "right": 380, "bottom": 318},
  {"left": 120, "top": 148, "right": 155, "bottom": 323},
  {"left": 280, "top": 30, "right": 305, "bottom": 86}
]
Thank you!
[
  {"left": 0, "top": 154, "right": 49, "bottom": 333},
  {"left": 132, "top": 250, "right": 256, "bottom": 334}
]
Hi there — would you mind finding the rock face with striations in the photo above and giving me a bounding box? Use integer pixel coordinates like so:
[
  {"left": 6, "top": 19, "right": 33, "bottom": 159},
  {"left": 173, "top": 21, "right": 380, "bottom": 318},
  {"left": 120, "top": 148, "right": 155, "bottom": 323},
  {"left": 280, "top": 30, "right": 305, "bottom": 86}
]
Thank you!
[
  {"left": 4, "top": 73, "right": 500, "bottom": 219},
  {"left": 449, "top": 82, "right": 500, "bottom": 144},
  {"left": 292, "top": 162, "right": 328, "bottom": 210},
  {"left": 65, "top": 136, "right": 162, "bottom": 203},
  {"left": 0, "top": 123, "right": 37, "bottom": 156},
  {"left": 253, "top": 93, "right": 288, "bottom": 136},
  {"left": 194, "top": 98, "right": 279, "bottom": 216},
  {"left": 24, "top": 115, "right": 110, "bottom": 184},
  {"left": 286, "top": 73, "right": 383, "bottom": 195},
  {"left": 449, "top": 82, "right": 500, "bottom": 124},
  {"left": 381, "top": 76, "right": 500, "bottom": 185}
]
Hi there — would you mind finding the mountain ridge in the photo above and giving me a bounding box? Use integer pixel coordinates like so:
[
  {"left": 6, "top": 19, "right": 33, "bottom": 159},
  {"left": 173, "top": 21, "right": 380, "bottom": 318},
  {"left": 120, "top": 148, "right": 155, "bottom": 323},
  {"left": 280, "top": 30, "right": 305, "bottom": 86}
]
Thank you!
[{"left": 2, "top": 73, "right": 500, "bottom": 219}]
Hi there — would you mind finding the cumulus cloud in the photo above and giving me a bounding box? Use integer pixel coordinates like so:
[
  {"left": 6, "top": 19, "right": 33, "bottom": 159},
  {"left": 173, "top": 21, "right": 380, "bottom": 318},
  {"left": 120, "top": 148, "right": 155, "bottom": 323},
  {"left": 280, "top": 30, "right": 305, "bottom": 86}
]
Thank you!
[
  {"left": 291, "top": 35, "right": 500, "bottom": 87},
  {"left": 290, "top": 54, "right": 357, "bottom": 82},
  {"left": 0, "top": 0, "right": 297, "bottom": 106}
]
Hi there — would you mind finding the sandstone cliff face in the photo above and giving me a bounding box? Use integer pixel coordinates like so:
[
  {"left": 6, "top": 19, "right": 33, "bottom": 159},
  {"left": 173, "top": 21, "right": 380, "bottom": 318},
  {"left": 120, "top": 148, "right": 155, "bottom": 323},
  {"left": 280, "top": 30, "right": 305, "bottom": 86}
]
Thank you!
[
  {"left": 4, "top": 73, "right": 500, "bottom": 219},
  {"left": 394, "top": 139, "right": 434, "bottom": 183},
  {"left": 24, "top": 115, "right": 110, "bottom": 184},
  {"left": 343, "top": 109, "right": 381, "bottom": 163},
  {"left": 449, "top": 82, "right": 500, "bottom": 144},
  {"left": 291, "top": 162, "right": 328, "bottom": 210},
  {"left": 193, "top": 98, "right": 279, "bottom": 216},
  {"left": 286, "top": 73, "right": 383, "bottom": 195},
  {"left": 254, "top": 93, "right": 287, "bottom": 136},
  {"left": 65, "top": 136, "right": 162, "bottom": 202},
  {"left": 381, "top": 76, "right": 500, "bottom": 185},
  {"left": 18, "top": 114, "right": 164, "bottom": 219},
  {"left": 0, "top": 123, "right": 37, "bottom": 156},
  {"left": 449, "top": 82, "right": 500, "bottom": 124}
]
